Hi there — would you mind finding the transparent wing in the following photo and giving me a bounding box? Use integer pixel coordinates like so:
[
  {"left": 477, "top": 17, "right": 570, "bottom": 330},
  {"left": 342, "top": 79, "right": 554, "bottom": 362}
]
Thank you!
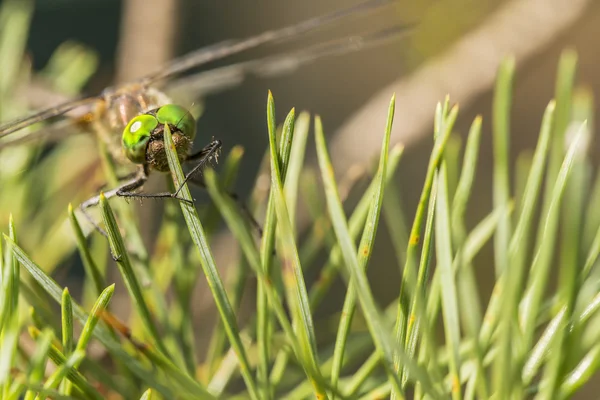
[
  {"left": 0, "top": 0, "right": 396, "bottom": 147},
  {"left": 0, "top": 97, "right": 98, "bottom": 144},
  {"left": 163, "top": 25, "right": 410, "bottom": 101},
  {"left": 0, "top": 116, "right": 93, "bottom": 149},
  {"left": 138, "top": 0, "right": 395, "bottom": 86}
]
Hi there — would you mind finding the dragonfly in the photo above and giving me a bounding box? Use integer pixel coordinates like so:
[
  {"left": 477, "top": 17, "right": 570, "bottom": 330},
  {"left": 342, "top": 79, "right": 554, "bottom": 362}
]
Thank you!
[{"left": 0, "top": 0, "right": 408, "bottom": 235}]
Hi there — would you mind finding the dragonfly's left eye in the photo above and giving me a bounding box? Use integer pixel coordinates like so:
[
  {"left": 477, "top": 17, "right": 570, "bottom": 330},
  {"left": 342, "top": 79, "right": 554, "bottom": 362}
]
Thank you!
[{"left": 122, "top": 114, "right": 158, "bottom": 164}]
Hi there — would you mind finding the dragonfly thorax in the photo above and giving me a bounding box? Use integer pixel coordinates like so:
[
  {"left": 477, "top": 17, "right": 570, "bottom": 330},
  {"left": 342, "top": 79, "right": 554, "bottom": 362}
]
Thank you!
[{"left": 122, "top": 104, "right": 196, "bottom": 172}]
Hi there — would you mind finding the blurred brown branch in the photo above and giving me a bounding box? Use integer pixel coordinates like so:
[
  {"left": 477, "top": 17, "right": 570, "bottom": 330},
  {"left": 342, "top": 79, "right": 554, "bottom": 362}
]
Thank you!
[
  {"left": 328, "top": 0, "right": 592, "bottom": 173},
  {"left": 116, "top": 0, "right": 179, "bottom": 83}
]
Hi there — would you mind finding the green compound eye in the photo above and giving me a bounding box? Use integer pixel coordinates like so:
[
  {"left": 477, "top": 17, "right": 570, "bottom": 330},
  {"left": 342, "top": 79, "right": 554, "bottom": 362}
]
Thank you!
[
  {"left": 122, "top": 114, "right": 158, "bottom": 164},
  {"left": 155, "top": 104, "right": 196, "bottom": 141}
]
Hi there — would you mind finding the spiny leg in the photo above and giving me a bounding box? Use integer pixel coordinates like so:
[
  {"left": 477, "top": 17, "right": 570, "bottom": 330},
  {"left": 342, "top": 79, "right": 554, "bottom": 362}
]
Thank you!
[
  {"left": 173, "top": 139, "right": 223, "bottom": 196},
  {"left": 80, "top": 165, "right": 192, "bottom": 237},
  {"left": 78, "top": 179, "right": 132, "bottom": 239},
  {"left": 186, "top": 139, "right": 223, "bottom": 162},
  {"left": 182, "top": 139, "right": 264, "bottom": 237},
  {"left": 178, "top": 139, "right": 264, "bottom": 237},
  {"left": 185, "top": 167, "right": 264, "bottom": 238},
  {"left": 79, "top": 166, "right": 149, "bottom": 238},
  {"left": 94, "top": 170, "right": 139, "bottom": 193},
  {"left": 116, "top": 165, "right": 193, "bottom": 203}
]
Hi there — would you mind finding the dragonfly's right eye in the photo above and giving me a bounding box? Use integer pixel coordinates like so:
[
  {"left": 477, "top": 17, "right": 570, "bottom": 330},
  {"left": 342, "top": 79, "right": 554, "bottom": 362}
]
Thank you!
[{"left": 122, "top": 115, "right": 158, "bottom": 164}]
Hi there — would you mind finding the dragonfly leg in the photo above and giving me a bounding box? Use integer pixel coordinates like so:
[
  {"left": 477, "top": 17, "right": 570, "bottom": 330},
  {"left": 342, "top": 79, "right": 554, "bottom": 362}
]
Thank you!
[
  {"left": 115, "top": 165, "right": 193, "bottom": 204},
  {"left": 173, "top": 139, "right": 222, "bottom": 196},
  {"left": 187, "top": 173, "right": 264, "bottom": 237},
  {"left": 79, "top": 204, "right": 109, "bottom": 238},
  {"left": 183, "top": 139, "right": 263, "bottom": 237},
  {"left": 185, "top": 138, "right": 223, "bottom": 162},
  {"left": 80, "top": 165, "right": 192, "bottom": 237},
  {"left": 79, "top": 167, "right": 150, "bottom": 238},
  {"left": 94, "top": 170, "right": 139, "bottom": 193}
]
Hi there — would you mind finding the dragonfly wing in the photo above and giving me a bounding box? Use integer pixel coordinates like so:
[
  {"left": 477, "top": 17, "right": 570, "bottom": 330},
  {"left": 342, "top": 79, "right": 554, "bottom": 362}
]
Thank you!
[
  {"left": 162, "top": 25, "right": 410, "bottom": 101},
  {"left": 0, "top": 116, "right": 93, "bottom": 149},
  {"left": 139, "top": 0, "right": 395, "bottom": 86},
  {"left": 0, "top": 97, "right": 98, "bottom": 148}
]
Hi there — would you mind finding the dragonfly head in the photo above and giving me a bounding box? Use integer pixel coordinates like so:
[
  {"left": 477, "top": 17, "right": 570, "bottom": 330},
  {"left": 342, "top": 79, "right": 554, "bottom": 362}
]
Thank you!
[{"left": 122, "top": 105, "right": 197, "bottom": 172}]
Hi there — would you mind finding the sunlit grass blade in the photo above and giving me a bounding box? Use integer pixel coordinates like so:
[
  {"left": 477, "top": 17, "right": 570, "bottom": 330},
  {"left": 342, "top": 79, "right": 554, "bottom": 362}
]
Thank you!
[
  {"left": 408, "top": 172, "right": 438, "bottom": 390},
  {"left": 8, "top": 237, "right": 210, "bottom": 399},
  {"left": 583, "top": 168, "right": 600, "bottom": 250},
  {"left": 330, "top": 94, "right": 395, "bottom": 398},
  {"left": 5, "top": 216, "right": 19, "bottom": 328},
  {"left": 0, "top": 313, "right": 19, "bottom": 396},
  {"left": 14, "top": 384, "right": 71, "bottom": 400},
  {"left": 152, "top": 200, "right": 197, "bottom": 375},
  {"left": 522, "top": 306, "right": 566, "bottom": 384},
  {"left": 402, "top": 102, "right": 459, "bottom": 392},
  {"left": 284, "top": 111, "right": 310, "bottom": 232},
  {"left": 582, "top": 198, "right": 600, "bottom": 279},
  {"left": 559, "top": 344, "right": 600, "bottom": 398},
  {"left": 443, "top": 134, "right": 462, "bottom": 201},
  {"left": 162, "top": 122, "right": 259, "bottom": 400},
  {"left": 449, "top": 116, "right": 486, "bottom": 397},
  {"left": 547, "top": 85, "right": 594, "bottom": 390},
  {"left": 545, "top": 49, "right": 577, "bottom": 191},
  {"left": 23, "top": 328, "right": 53, "bottom": 400},
  {"left": 270, "top": 146, "right": 403, "bottom": 391},
  {"left": 393, "top": 101, "right": 457, "bottom": 375},
  {"left": 203, "top": 165, "right": 339, "bottom": 396},
  {"left": 423, "top": 204, "right": 508, "bottom": 397},
  {"left": 515, "top": 151, "right": 533, "bottom": 216},
  {"left": 451, "top": 116, "right": 482, "bottom": 231},
  {"left": 538, "top": 150, "right": 589, "bottom": 397},
  {"left": 435, "top": 164, "right": 462, "bottom": 399},
  {"left": 68, "top": 204, "right": 105, "bottom": 297},
  {"left": 59, "top": 288, "right": 73, "bottom": 394},
  {"left": 266, "top": 92, "right": 328, "bottom": 398},
  {"left": 518, "top": 123, "right": 587, "bottom": 398},
  {"left": 38, "top": 350, "right": 85, "bottom": 395},
  {"left": 492, "top": 57, "right": 515, "bottom": 278},
  {"left": 382, "top": 173, "right": 409, "bottom": 272},
  {"left": 297, "top": 164, "right": 367, "bottom": 274},
  {"left": 99, "top": 193, "right": 169, "bottom": 356},
  {"left": 282, "top": 333, "right": 377, "bottom": 398},
  {"left": 61, "top": 288, "right": 74, "bottom": 355},
  {"left": 308, "top": 146, "right": 403, "bottom": 308},
  {"left": 341, "top": 352, "right": 379, "bottom": 397},
  {"left": 75, "top": 284, "right": 114, "bottom": 355},
  {"left": 492, "top": 100, "right": 555, "bottom": 396},
  {"left": 205, "top": 254, "right": 248, "bottom": 381},
  {"left": 207, "top": 332, "right": 254, "bottom": 397},
  {"left": 139, "top": 388, "right": 154, "bottom": 400},
  {"left": 256, "top": 105, "right": 295, "bottom": 399},
  {"left": 203, "top": 165, "right": 318, "bottom": 391},
  {"left": 0, "top": 217, "right": 20, "bottom": 394},
  {"left": 315, "top": 104, "right": 442, "bottom": 399},
  {"left": 28, "top": 326, "right": 103, "bottom": 400}
]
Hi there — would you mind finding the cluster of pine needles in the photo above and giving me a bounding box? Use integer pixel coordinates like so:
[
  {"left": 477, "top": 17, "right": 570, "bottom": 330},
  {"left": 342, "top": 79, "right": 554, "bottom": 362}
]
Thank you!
[{"left": 1, "top": 3, "right": 600, "bottom": 397}]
